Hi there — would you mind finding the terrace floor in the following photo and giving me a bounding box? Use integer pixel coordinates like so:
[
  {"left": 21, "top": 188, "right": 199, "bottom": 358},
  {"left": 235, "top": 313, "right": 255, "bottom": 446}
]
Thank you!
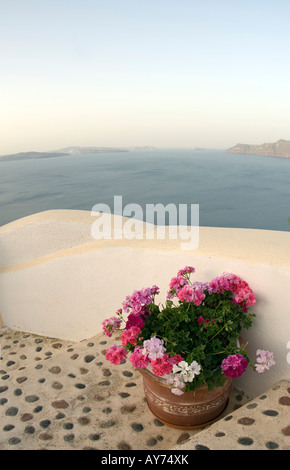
[{"left": 0, "top": 327, "right": 289, "bottom": 451}]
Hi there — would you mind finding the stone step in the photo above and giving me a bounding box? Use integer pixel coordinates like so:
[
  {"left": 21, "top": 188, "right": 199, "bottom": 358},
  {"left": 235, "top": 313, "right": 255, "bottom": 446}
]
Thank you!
[{"left": 173, "top": 379, "right": 290, "bottom": 451}]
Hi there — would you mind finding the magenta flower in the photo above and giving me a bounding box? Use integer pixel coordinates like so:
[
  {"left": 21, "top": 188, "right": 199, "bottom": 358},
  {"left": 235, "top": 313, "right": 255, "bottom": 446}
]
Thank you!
[
  {"left": 125, "top": 313, "right": 145, "bottom": 330},
  {"left": 221, "top": 354, "right": 248, "bottom": 378},
  {"left": 105, "top": 345, "right": 128, "bottom": 365}
]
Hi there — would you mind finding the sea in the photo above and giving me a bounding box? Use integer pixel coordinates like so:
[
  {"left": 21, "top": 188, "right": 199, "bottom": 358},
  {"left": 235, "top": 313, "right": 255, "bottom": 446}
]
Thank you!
[{"left": 0, "top": 149, "right": 289, "bottom": 231}]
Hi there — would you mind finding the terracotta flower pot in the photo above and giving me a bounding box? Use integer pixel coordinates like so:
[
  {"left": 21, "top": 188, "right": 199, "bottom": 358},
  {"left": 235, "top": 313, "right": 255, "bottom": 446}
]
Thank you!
[{"left": 138, "top": 368, "right": 232, "bottom": 429}]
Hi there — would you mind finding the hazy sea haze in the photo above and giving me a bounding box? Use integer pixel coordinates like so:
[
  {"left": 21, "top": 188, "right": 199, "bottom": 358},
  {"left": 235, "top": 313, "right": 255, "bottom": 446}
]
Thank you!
[{"left": 0, "top": 149, "right": 289, "bottom": 231}]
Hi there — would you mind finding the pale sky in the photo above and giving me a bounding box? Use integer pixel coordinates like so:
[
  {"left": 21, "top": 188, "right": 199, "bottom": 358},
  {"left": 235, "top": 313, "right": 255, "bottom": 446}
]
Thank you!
[{"left": 1, "top": 0, "right": 290, "bottom": 154}]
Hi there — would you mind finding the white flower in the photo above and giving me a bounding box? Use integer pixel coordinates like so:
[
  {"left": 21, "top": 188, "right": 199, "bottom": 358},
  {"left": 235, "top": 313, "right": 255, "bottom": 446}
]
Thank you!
[
  {"left": 173, "top": 361, "right": 189, "bottom": 375},
  {"left": 172, "top": 360, "right": 201, "bottom": 383},
  {"left": 167, "top": 374, "right": 185, "bottom": 395},
  {"left": 189, "top": 360, "right": 201, "bottom": 376},
  {"left": 171, "top": 386, "right": 185, "bottom": 396}
]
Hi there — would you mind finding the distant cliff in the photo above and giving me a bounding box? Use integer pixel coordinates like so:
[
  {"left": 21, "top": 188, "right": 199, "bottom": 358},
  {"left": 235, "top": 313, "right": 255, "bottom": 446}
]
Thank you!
[{"left": 226, "top": 139, "right": 290, "bottom": 158}]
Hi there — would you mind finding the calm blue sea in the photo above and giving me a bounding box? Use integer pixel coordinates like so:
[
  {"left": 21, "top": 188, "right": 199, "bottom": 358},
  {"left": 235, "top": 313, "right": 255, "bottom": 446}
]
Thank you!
[{"left": 0, "top": 149, "right": 289, "bottom": 231}]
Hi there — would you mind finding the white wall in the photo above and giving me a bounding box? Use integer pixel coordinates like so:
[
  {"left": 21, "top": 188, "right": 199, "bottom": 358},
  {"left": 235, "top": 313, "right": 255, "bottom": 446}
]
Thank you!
[{"left": 0, "top": 210, "right": 289, "bottom": 397}]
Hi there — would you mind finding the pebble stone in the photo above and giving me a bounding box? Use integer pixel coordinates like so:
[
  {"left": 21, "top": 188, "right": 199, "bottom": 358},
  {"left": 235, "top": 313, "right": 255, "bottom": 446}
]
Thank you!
[
  {"left": 6, "top": 407, "right": 18, "bottom": 416},
  {"left": 263, "top": 410, "right": 279, "bottom": 416},
  {"left": 266, "top": 441, "right": 279, "bottom": 449},
  {"left": 238, "top": 437, "right": 254, "bottom": 446},
  {"left": 132, "top": 423, "right": 144, "bottom": 432},
  {"left": 237, "top": 417, "right": 255, "bottom": 425}
]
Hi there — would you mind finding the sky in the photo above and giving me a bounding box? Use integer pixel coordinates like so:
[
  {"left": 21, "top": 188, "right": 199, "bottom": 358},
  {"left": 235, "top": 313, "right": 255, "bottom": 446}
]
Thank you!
[{"left": 1, "top": 0, "right": 290, "bottom": 154}]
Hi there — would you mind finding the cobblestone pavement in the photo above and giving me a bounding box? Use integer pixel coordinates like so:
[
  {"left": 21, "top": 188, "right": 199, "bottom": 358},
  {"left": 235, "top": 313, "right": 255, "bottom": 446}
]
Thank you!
[
  {"left": 173, "top": 379, "right": 290, "bottom": 451},
  {"left": 0, "top": 328, "right": 250, "bottom": 451}
]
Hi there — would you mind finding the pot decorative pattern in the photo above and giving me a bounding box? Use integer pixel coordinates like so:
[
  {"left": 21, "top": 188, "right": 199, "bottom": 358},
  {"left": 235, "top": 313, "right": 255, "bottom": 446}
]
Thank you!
[
  {"left": 139, "top": 368, "right": 232, "bottom": 429},
  {"left": 144, "top": 383, "right": 229, "bottom": 415}
]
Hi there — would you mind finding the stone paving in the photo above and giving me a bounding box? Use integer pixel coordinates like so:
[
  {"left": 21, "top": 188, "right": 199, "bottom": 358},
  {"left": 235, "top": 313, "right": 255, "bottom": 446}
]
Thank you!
[
  {"left": 173, "top": 379, "right": 290, "bottom": 451},
  {"left": 0, "top": 327, "right": 251, "bottom": 451}
]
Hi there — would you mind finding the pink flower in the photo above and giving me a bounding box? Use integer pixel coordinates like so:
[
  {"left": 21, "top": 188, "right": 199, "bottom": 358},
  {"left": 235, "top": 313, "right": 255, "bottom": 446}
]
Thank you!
[
  {"left": 167, "top": 276, "right": 188, "bottom": 299},
  {"left": 122, "top": 286, "right": 159, "bottom": 314},
  {"left": 209, "top": 273, "right": 256, "bottom": 311},
  {"left": 197, "top": 316, "right": 204, "bottom": 324},
  {"left": 120, "top": 326, "right": 141, "bottom": 346},
  {"left": 142, "top": 337, "right": 166, "bottom": 360},
  {"left": 177, "top": 266, "right": 195, "bottom": 276},
  {"left": 169, "top": 276, "right": 187, "bottom": 291},
  {"left": 178, "top": 285, "right": 205, "bottom": 306},
  {"left": 221, "top": 354, "right": 248, "bottom": 378},
  {"left": 150, "top": 354, "right": 173, "bottom": 376},
  {"left": 129, "top": 346, "right": 149, "bottom": 368},
  {"left": 102, "top": 316, "right": 122, "bottom": 337},
  {"left": 178, "top": 285, "right": 194, "bottom": 302},
  {"left": 255, "top": 349, "right": 275, "bottom": 373},
  {"left": 105, "top": 345, "right": 128, "bottom": 365},
  {"left": 193, "top": 286, "right": 205, "bottom": 306},
  {"left": 169, "top": 354, "right": 184, "bottom": 365}
]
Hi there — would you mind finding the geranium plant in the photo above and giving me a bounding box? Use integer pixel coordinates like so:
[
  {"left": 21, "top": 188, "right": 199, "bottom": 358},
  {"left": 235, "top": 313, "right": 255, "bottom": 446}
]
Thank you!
[{"left": 102, "top": 267, "right": 275, "bottom": 395}]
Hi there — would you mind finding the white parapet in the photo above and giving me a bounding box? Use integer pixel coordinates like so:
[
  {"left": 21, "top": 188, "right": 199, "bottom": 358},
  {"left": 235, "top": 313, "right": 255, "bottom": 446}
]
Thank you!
[{"left": 0, "top": 209, "right": 289, "bottom": 396}]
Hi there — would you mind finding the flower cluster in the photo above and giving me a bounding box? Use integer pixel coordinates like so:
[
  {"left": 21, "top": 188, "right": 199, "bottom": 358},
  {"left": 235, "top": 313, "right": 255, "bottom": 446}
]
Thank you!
[
  {"left": 197, "top": 316, "right": 216, "bottom": 328},
  {"left": 122, "top": 286, "right": 160, "bottom": 315},
  {"left": 209, "top": 273, "right": 256, "bottom": 312},
  {"left": 102, "top": 267, "right": 275, "bottom": 394},
  {"left": 167, "top": 360, "right": 201, "bottom": 395},
  {"left": 129, "top": 337, "right": 183, "bottom": 377},
  {"left": 102, "top": 315, "right": 122, "bottom": 337},
  {"left": 105, "top": 344, "right": 128, "bottom": 364},
  {"left": 221, "top": 354, "right": 248, "bottom": 378},
  {"left": 255, "top": 349, "right": 276, "bottom": 373}
]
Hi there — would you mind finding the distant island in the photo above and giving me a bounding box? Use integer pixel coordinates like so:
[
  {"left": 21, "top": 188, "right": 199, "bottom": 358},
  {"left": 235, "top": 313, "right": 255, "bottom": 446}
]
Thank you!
[
  {"left": 226, "top": 139, "right": 290, "bottom": 159},
  {"left": 57, "top": 146, "right": 156, "bottom": 154},
  {"left": 54, "top": 146, "right": 129, "bottom": 155},
  {"left": 0, "top": 151, "right": 68, "bottom": 162},
  {"left": 0, "top": 146, "right": 157, "bottom": 162}
]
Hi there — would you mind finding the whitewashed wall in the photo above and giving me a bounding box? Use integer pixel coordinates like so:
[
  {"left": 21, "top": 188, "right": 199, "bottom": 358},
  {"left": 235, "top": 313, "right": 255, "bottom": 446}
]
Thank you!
[{"left": 0, "top": 210, "right": 289, "bottom": 397}]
